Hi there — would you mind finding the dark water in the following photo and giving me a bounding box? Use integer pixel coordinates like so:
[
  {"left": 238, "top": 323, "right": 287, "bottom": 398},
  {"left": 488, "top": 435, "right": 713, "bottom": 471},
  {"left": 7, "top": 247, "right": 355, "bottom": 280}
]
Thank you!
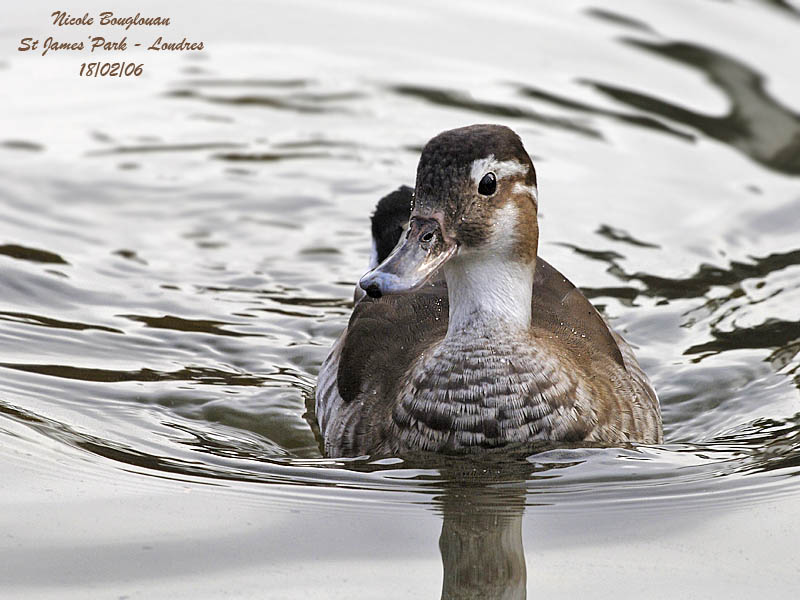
[{"left": 2, "top": 1, "right": 800, "bottom": 597}]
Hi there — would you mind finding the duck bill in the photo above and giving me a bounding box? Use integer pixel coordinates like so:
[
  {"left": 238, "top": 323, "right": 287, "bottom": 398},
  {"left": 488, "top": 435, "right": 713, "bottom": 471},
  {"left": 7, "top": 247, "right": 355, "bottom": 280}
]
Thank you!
[{"left": 359, "top": 217, "right": 456, "bottom": 298}]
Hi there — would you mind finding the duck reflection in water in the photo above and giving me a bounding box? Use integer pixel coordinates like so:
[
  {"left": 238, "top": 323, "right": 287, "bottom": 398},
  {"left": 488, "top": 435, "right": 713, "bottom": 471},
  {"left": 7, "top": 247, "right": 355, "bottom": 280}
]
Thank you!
[
  {"left": 435, "top": 467, "right": 528, "bottom": 600},
  {"left": 399, "top": 447, "right": 575, "bottom": 600}
]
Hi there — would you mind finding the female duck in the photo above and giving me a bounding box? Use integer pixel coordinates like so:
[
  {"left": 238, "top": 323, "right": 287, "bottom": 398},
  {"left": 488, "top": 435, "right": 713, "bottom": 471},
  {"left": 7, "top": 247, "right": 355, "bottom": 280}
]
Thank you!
[{"left": 316, "top": 124, "right": 662, "bottom": 457}]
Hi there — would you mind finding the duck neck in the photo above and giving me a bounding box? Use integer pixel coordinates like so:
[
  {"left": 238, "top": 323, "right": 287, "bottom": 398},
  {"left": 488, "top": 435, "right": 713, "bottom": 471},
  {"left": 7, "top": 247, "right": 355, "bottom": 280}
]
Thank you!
[{"left": 444, "top": 253, "right": 534, "bottom": 338}]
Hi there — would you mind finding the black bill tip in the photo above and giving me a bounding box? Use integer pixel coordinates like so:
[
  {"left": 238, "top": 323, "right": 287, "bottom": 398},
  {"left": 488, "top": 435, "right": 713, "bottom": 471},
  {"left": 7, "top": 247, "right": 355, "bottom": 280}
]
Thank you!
[{"left": 363, "top": 283, "right": 383, "bottom": 299}]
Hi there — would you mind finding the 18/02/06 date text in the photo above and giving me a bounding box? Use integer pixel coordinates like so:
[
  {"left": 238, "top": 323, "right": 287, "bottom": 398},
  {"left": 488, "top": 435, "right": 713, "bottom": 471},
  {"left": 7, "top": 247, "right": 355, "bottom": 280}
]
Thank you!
[{"left": 80, "top": 62, "right": 143, "bottom": 77}]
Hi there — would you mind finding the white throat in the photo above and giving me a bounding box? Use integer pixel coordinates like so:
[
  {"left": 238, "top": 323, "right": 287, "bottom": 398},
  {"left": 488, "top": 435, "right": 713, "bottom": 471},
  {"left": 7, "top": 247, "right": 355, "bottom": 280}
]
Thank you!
[
  {"left": 444, "top": 253, "right": 534, "bottom": 337},
  {"left": 444, "top": 201, "right": 535, "bottom": 336}
]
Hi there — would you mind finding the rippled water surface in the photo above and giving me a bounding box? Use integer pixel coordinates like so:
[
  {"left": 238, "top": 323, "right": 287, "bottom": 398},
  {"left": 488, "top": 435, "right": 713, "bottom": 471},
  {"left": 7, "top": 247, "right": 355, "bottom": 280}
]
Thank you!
[{"left": 2, "top": 1, "right": 800, "bottom": 598}]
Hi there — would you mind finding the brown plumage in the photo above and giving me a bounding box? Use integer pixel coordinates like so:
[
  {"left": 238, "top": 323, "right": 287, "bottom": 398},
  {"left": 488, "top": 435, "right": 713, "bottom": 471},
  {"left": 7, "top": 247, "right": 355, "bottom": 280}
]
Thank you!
[{"left": 316, "top": 125, "right": 662, "bottom": 457}]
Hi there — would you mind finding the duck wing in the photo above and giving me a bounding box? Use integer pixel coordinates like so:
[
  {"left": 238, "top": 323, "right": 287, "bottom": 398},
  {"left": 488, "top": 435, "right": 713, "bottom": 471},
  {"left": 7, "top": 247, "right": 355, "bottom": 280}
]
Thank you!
[
  {"left": 532, "top": 258, "right": 660, "bottom": 442},
  {"left": 315, "top": 277, "right": 448, "bottom": 454},
  {"left": 531, "top": 258, "right": 625, "bottom": 367}
]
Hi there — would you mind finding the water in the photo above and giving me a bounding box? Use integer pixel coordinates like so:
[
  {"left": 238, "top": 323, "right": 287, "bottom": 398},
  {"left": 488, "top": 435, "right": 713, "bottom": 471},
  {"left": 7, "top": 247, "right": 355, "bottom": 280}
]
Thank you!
[{"left": 2, "top": 1, "right": 800, "bottom": 597}]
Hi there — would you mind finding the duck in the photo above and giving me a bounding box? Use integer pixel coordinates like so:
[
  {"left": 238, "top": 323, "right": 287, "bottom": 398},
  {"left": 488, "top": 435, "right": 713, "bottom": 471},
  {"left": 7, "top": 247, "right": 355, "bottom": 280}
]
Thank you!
[{"left": 316, "top": 124, "right": 662, "bottom": 458}]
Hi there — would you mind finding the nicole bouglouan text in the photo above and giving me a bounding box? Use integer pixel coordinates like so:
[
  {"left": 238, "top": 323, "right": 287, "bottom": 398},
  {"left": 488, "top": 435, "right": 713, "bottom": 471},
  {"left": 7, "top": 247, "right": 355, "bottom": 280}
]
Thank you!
[{"left": 17, "top": 10, "right": 205, "bottom": 76}]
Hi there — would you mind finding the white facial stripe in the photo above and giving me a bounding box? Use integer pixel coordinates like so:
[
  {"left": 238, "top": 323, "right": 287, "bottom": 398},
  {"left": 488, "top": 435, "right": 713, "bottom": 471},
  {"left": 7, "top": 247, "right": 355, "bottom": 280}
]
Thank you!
[
  {"left": 513, "top": 182, "right": 538, "bottom": 203},
  {"left": 469, "top": 154, "right": 528, "bottom": 185}
]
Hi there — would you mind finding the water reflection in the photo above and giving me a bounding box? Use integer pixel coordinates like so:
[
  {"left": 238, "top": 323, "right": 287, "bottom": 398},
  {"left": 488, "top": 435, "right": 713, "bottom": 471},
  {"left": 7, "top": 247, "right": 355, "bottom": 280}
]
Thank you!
[
  {"left": 0, "top": 244, "right": 68, "bottom": 264},
  {"left": 514, "top": 84, "right": 694, "bottom": 141},
  {"left": 558, "top": 233, "right": 800, "bottom": 367},
  {"left": 424, "top": 451, "right": 566, "bottom": 599},
  {"left": 756, "top": 0, "right": 800, "bottom": 19},
  {"left": 573, "top": 243, "right": 800, "bottom": 301},
  {"left": 588, "top": 38, "right": 800, "bottom": 174},
  {"left": 389, "top": 85, "right": 602, "bottom": 139},
  {"left": 686, "top": 318, "right": 800, "bottom": 358},
  {"left": 437, "top": 481, "right": 527, "bottom": 600},
  {"left": 512, "top": 9, "right": 800, "bottom": 175},
  {"left": 166, "top": 85, "right": 360, "bottom": 115}
]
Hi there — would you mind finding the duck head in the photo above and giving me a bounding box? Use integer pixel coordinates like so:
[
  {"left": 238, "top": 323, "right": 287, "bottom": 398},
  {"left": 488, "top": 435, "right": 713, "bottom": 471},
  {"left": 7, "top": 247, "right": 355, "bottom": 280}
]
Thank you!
[{"left": 360, "top": 124, "right": 539, "bottom": 298}]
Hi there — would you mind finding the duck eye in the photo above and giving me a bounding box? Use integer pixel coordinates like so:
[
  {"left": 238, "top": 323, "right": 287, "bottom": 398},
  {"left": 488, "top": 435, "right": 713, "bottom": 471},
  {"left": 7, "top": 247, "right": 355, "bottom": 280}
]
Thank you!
[{"left": 478, "top": 172, "right": 496, "bottom": 196}]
